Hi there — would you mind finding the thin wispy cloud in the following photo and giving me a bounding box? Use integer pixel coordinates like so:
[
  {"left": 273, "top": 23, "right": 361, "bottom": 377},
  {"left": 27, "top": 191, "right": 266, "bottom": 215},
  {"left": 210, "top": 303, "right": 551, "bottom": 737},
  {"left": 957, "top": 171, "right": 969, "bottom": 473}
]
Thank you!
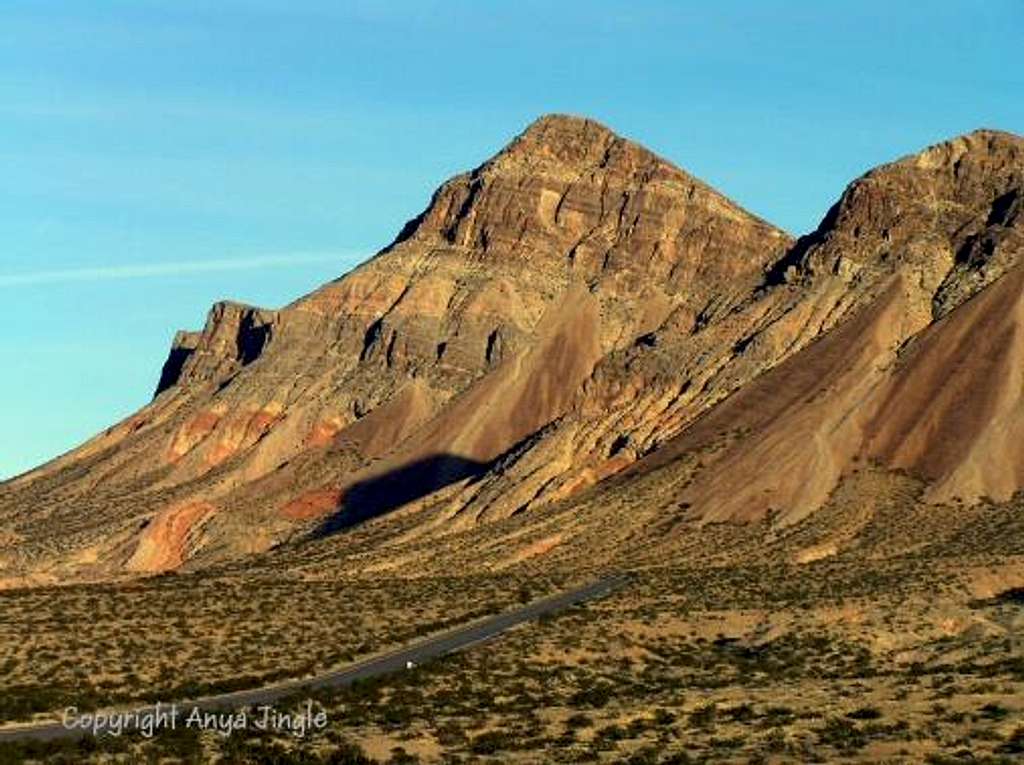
[{"left": 0, "top": 252, "right": 363, "bottom": 288}]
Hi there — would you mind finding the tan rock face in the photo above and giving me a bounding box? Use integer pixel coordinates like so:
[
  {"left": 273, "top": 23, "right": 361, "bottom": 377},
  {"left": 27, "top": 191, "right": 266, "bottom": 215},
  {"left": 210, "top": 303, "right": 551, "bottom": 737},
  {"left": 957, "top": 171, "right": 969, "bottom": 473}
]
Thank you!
[
  {"left": 1, "top": 116, "right": 1022, "bottom": 582},
  {"left": 783, "top": 129, "right": 1024, "bottom": 318}
]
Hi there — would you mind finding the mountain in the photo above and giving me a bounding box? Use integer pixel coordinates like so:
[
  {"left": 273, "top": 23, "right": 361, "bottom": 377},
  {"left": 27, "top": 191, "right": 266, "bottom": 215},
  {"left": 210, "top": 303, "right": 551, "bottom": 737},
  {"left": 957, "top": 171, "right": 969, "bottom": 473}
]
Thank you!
[
  {"left": 1, "top": 117, "right": 1022, "bottom": 587},
  {"left": 625, "top": 128, "right": 1024, "bottom": 525}
]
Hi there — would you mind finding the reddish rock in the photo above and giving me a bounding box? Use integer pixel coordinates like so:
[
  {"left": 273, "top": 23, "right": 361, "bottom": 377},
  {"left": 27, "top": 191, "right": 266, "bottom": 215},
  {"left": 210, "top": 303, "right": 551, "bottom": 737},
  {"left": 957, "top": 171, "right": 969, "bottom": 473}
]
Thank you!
[
  {"left": 126, "top": 501, "right": 218, "bottom": 573},
  {"left": 280, "top": 488, "right": 345, "bottom": 521}
]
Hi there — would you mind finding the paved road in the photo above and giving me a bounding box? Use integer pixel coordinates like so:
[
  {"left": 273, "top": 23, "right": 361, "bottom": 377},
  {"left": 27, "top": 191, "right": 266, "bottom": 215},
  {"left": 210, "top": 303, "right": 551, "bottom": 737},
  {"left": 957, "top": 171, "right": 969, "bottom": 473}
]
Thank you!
[{"left": 0, "top": 574, "right": 628, "bottom": 743}]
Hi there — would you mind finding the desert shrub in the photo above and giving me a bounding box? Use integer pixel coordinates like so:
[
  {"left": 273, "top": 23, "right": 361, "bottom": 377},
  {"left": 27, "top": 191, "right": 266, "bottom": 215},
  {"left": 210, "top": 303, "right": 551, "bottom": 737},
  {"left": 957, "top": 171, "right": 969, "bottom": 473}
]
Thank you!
[
  {"left": 846, "top": 706, "right": 883, "bottom": 720},
  {"left": 689, "top": 702, "right": 717, "bottom": 729},
  {"left": 469, "top": 729, "right": 513, "bottom": 754},
  {"left": 817, "top": 717, "right": 866, "bottom": 752}
]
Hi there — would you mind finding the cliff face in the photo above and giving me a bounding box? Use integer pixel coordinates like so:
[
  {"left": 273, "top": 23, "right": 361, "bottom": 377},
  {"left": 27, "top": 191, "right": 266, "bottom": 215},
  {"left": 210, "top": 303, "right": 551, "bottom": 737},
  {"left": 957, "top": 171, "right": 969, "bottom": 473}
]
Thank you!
[
  {"left": 155, "top": 302, "right": 278, "bottom": 396},
  {"left": 1, "top": 117, "right": 1022, "bottom": 585}
]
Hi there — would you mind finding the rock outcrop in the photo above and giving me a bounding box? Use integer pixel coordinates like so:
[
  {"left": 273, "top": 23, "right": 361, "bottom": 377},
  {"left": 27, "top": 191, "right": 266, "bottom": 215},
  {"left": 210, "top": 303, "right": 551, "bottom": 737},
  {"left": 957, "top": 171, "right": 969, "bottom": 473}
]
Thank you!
[{"left": 155, "top": 302, "right": 278, "bottom": 396}]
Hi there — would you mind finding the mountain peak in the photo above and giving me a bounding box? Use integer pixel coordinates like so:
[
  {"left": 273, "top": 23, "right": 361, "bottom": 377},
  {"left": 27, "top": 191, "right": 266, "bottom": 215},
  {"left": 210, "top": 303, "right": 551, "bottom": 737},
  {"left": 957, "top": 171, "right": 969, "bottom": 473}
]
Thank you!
[
  {"left": 833, "top": 126, "right": 1024, "bottom": 221},
  {"left": 386, "top": 113, "right": 784, "bottom": 259},
  {"left": 903, "top": 127, "right": 1024, "bottom": 172},
  {"left": 519, "top": 112, "right": 611, "bottom": 137},
  {"left": 499, "top": 113, "right": 621, "bottom": 161},
  {"left": 473, "top": 112, "right": 670, "bottom": 185},
  {"left": 769, "top": 126, "right": 1023, "bottom": 322},
  {"left": 966, "top": 127, "right": 1024, "bottom": 143}
]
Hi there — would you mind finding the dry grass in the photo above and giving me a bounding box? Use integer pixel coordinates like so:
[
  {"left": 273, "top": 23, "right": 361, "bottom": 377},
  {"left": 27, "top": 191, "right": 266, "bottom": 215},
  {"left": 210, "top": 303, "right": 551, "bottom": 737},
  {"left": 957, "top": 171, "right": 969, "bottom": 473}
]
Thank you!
[{"left": 3, "top": 558, "right": 1023, "bottom": 763}]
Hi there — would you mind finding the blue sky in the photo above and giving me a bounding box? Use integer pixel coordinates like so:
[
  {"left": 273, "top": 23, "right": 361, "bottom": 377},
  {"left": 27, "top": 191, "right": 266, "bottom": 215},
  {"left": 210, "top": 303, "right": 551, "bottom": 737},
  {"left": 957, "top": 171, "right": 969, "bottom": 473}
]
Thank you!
[{"left": 2, "top": 1, "right": 1021, "bottom": 479}]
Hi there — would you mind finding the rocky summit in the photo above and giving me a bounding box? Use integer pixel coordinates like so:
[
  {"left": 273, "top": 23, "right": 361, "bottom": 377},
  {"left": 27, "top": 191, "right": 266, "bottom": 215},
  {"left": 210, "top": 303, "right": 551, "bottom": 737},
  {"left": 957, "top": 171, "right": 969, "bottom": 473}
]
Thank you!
[{"left": 1, "top": 116, "right": 1023, "bottom": 586}]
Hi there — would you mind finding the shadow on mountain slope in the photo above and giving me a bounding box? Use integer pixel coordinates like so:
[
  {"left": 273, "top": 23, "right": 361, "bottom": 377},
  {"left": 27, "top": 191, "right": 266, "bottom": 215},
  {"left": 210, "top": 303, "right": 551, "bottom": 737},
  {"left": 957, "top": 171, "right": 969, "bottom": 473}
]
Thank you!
[{"left": 315, "top": 453, "right": 490, "bottom": 536}]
